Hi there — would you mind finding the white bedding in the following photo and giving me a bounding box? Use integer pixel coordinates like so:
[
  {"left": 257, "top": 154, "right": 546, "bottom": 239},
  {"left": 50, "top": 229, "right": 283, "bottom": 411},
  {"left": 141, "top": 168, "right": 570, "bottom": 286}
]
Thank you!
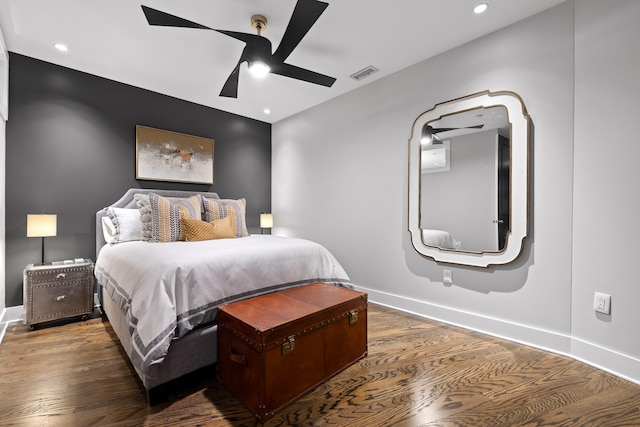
[
  {"left": 94, "top": 234, "right": 350, "bottom": 379},
  {"left": 421, "top": 229, "right": 460, "bottom": 250}
]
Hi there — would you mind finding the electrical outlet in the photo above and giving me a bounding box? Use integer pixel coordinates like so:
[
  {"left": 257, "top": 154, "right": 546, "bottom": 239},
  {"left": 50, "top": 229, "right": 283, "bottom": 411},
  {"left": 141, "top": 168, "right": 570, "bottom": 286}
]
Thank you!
[
  {"left": 593, "top": 292, "right": 611, "bottom": 314},
  {"left": 443, "top": 269, "right": 453, "bottom": 285}
]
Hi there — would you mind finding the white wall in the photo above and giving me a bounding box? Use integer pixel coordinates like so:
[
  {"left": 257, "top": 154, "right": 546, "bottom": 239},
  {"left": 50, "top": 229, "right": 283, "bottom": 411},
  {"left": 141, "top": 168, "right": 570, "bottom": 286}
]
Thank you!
[
  {"left": 0, "top": 118, "right": 5, "bottom": 317},
  {"left": 571, "top": 0, "right": 640, "bottom": 379},
  {"left": 274, "top": 0, "right": 640, "bottom": 383},
  {"left": 0, "top": 24, "right": 7, "bottom": 318}
]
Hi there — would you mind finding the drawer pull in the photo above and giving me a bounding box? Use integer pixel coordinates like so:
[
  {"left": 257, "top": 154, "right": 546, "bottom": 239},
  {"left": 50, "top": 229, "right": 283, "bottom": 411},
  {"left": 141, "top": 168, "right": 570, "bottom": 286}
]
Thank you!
[
  {"left": 56, "top": 273, "right": 67, "bottom": 279},
  {"left": 56, "top": 295, "right": 67, "bottom": 302}
]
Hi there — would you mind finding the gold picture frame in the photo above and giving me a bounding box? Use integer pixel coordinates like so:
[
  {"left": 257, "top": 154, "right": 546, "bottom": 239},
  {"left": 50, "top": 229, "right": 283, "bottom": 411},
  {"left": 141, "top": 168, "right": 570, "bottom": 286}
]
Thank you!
[{"left": 136, "top": 125, "right": 214, "bottom": 184}]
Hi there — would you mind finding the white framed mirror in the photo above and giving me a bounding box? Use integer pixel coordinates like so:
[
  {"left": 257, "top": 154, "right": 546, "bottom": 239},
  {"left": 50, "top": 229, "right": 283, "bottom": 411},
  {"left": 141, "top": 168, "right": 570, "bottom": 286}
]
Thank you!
[{"left": 408, "top": 90, "right": 531, "bottom": 267}]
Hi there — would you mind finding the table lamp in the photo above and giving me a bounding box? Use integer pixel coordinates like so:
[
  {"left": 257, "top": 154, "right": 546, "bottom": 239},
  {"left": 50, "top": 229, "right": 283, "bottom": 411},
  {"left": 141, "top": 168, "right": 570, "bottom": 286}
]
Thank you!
[
  {"left": 260, "top": 213, "right": 273, "bottom": 235},
  {"left": 27, "top": 214, "right": 57, "bottom": 264}
]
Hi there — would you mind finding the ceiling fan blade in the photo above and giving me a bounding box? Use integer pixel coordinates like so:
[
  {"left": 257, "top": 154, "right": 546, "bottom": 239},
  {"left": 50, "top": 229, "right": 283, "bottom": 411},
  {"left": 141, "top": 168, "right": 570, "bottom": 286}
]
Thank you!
[
  {"left": 431, "top": 125, "right": 484, "bottom": 133},
  {"left": 141, "top": 6, "right": 213, "bottom": 29},
  {"left": 214, "top": 31, "right": 274, "bottom": 67},
  {"left": 272, "top": 63, "right": 336, "bottom": 87},
  {"left": 219, "top": 62, "right": 242, "bottom": 98},
  {"left": 273, "top": 0, "right": 329, "bottom": 63},
  {"left": 214, "top": 30, "right": 261, "bottom": 45}
]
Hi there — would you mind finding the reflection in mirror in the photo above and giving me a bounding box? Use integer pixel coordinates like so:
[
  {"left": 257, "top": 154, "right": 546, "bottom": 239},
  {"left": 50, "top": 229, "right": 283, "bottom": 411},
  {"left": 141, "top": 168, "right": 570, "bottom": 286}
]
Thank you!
[
  {"left": 408, "top": 91, "right": 530, "bottom": 267},
  {"left": 420, "top": 106, "right": 510, "bottom": 252}
]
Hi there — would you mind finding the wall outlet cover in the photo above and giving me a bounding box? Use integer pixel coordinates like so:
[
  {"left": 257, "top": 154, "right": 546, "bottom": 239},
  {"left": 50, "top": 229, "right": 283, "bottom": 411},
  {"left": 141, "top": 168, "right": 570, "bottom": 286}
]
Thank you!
[
  {"left": 593, "top": 292, "right": 611, "bottom": 315},
  {"left": 443, "top": 269, "right": 453, "bottom": 284}
]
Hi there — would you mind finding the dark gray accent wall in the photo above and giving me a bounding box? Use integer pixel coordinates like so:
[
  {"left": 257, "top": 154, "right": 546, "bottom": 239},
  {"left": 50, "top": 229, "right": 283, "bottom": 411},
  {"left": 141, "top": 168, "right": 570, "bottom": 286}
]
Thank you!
[{"left": 5, "top": 53, "right": 271, "bottom": 306}]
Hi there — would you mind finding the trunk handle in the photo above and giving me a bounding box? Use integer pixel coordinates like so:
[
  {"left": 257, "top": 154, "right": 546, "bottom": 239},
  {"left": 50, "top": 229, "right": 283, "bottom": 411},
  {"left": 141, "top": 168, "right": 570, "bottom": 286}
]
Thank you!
[{"left": 228, "top": 346, "right": 247, "bottom": 366}]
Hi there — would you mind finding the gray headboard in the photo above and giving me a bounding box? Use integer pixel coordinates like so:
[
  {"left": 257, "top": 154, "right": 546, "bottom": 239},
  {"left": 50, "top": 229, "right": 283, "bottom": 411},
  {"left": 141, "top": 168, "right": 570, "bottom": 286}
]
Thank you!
[{"left": 95, "top": 188, "right": 220, "bottom": 258}]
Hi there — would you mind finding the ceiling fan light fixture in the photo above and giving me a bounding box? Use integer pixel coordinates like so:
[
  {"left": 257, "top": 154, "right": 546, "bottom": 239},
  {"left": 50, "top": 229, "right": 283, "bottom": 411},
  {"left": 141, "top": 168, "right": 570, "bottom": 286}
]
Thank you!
[
  {"left": 421, "top": 125, "right": 443, "bottom": 146},
  {"left": 421, "top": 135, "right": 443, "bottom": 146},
  {"left": 249, "top": 61, "right": 271, "bottom": 78}
]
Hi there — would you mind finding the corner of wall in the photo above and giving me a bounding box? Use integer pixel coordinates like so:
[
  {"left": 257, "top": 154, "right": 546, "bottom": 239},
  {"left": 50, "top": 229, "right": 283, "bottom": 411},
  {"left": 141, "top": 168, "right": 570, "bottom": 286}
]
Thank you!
[{"left": 1, "top": 118, "right": 6, "bottom": 314}]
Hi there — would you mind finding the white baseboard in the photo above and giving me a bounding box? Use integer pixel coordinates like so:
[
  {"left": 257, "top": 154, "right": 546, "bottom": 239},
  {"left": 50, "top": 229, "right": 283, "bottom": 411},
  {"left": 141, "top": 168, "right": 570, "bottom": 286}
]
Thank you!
[
  {"left": 352, "top": 284, "right": 640, "bottom": 386},
  {"left": 571, "top": 338, "right": 640, "bottom": 385},
  {"left": 1, "top": 305, "right": 22, "bottom": 324},
  {"left": 0, "top": 305, "right": 23, "bottom": 344}
]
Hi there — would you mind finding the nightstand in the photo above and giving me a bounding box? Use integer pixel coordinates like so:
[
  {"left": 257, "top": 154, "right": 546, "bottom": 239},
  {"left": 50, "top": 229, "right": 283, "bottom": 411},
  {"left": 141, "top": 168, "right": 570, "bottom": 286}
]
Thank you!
[{"left": 23, "top": 259, "right": 95, "bottom": 329}]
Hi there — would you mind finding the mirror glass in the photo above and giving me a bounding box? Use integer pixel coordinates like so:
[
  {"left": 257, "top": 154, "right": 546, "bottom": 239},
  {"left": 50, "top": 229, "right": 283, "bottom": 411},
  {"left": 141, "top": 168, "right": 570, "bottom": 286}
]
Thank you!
[{"left": 408, "top": 91, "right": 530, "bottom": 267}]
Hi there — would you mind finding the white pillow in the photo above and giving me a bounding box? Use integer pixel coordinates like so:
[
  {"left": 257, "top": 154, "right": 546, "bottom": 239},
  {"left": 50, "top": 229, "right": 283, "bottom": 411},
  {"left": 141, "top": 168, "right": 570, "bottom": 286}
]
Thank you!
[
  {"left": 101, "top": 216, "right": 117, "bottom": 244},
  {"left": 107, "top": 207, "right": 142, "bottom": 244}
]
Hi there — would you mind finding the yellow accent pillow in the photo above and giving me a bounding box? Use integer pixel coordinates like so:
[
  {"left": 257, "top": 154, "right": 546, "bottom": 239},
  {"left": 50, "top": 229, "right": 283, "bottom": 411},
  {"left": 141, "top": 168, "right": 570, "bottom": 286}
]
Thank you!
[{"left": 181, "top": 216, "right": 237, "bottom": 241}]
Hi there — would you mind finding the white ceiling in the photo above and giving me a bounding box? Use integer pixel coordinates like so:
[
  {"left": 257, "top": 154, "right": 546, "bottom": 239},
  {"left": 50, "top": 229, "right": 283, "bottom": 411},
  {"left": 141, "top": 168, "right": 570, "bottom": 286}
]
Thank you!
[{"left": 0, "top": 0, "right": 565, "bottom": 123}]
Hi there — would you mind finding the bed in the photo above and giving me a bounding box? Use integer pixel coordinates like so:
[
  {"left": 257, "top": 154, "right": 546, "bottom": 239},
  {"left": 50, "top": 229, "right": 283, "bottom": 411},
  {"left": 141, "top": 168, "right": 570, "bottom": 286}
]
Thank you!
[{"left": 94, "top": 188, "right": 351, "bottom": 402}]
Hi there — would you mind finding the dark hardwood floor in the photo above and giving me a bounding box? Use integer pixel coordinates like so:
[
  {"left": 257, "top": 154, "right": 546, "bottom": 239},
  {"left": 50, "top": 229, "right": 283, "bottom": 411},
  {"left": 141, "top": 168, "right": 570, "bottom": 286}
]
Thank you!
[{"left": 1, "top": 304, "right": 639, "bottom": 426}]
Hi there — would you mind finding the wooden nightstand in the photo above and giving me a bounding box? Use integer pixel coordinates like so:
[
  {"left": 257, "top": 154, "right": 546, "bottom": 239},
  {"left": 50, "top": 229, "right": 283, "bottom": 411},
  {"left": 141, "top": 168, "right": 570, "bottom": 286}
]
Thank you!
[{"left": 23, "top": 259, "right": 95, "bottom": 329}]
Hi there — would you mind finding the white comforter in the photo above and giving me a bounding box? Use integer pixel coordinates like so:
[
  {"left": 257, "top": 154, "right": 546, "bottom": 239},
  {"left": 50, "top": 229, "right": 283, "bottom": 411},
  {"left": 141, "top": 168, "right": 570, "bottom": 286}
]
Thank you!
[
  {"left": 94, "top": 235, "right": 350, "bottom": 378},
  {"left": 421, "top": 229, "right": 459, "bottom": 249}
]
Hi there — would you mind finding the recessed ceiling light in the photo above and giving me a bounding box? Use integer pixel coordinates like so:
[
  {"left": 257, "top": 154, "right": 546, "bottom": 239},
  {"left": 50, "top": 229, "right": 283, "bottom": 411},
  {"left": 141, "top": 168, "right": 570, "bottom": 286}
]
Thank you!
[
  {"left": 474, "top": 3, "right": 489, "bottom": 14},
  {"left": 54, "top": 43, "right": 68, "bottom": 52},
  {"left": 263, "top": 108, "right": 271, "bottom": 115}
]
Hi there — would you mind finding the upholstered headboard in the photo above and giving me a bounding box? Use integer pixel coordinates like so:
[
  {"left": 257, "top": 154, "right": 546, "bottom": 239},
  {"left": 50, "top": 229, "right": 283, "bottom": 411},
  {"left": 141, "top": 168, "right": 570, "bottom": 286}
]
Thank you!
[{"left": 95, "top": 188, "right": 220, "bottom": 258}]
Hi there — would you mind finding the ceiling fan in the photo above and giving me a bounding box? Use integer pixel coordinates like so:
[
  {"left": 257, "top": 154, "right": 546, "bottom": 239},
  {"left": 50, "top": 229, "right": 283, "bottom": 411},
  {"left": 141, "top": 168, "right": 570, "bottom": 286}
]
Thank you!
[
  {"left": 421, "top": 124, "right": 484, "bottom": 145},
  {"left": 141, "top": 0, "right": 336, "bottom": 98}
]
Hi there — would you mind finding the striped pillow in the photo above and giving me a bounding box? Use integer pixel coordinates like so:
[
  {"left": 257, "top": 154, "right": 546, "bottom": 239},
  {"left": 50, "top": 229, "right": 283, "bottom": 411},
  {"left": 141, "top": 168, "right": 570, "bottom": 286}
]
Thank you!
[
  {"left": 136, "top": 193, "right": 202, "bottom": 242},
  {"left": 201, "top": 197, "right": 249, "bottom": 238}
]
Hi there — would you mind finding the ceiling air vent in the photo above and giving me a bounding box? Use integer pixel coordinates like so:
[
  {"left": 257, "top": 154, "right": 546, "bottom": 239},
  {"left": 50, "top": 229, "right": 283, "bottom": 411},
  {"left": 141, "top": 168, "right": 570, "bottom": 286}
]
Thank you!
[{"left": 350, "top": 65, "right": 379, "bottom": 81}]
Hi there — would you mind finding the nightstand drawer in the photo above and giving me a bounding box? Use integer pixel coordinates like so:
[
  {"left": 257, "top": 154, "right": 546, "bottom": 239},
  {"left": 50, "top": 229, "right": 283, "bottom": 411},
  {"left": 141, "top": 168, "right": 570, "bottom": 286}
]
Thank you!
[
  {"left": 27, "top": 280, "right": 93, "bottom": 323},
  {"left": 23, "top": 261, "right": 94, "bottom": 327},
  {"left": 26, "top": 266, "right": 92, "bottom": 285}
]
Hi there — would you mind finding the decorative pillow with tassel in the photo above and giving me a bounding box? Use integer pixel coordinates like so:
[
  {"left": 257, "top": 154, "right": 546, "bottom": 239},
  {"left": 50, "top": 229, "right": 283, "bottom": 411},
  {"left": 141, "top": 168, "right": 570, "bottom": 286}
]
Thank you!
[{"left": 136, "top": 193, "right": 202, "bottom": 242}]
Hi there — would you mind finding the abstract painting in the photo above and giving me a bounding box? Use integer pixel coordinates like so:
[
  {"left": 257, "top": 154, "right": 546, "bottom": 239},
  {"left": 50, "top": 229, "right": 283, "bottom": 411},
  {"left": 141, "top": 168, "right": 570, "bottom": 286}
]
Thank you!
[{"left": 136, "top": 125, "right": 214, "bottom": 184}]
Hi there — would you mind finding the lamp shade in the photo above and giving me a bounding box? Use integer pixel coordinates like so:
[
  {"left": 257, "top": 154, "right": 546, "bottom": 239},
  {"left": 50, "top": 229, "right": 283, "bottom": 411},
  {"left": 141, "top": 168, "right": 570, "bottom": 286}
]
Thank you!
[
  {"left": 260, "top": 213, "right": 273, "bottom": 229},
  {"left": 27, "top": 214, "right": 57, "bottom": 237}
]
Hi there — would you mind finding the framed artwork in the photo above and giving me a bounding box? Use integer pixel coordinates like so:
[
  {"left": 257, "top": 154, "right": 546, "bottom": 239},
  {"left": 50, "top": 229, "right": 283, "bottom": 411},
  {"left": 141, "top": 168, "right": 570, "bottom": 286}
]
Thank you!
[{"left": 136, "top": 125, "right": 214, "bottom": 184}]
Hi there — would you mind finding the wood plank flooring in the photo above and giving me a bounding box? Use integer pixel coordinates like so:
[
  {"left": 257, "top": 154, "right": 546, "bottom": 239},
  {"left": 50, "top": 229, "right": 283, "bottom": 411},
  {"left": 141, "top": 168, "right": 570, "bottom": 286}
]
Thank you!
[{"left": 1, "top": 304, "right": 639, "bottom": 426}]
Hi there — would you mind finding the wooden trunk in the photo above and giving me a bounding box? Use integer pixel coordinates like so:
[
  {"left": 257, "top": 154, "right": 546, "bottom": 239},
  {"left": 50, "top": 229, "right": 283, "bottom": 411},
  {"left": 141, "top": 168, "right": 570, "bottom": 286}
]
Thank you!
[{"left": 217, "top": 283, "right": 368, "bottom": 422}]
